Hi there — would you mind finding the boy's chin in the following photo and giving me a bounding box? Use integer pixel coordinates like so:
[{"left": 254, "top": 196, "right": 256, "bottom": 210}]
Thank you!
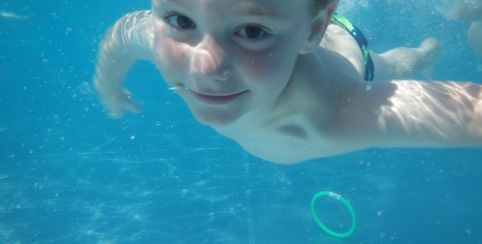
[{"left": 192, "top": 109, "right": 242, "bottom": 127}]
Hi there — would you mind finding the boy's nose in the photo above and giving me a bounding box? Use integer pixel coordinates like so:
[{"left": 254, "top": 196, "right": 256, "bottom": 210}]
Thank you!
[{"left": 190, "top": 36, "right": 231, "bottom": 82}]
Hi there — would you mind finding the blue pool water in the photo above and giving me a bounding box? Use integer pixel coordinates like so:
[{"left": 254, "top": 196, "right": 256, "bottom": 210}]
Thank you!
[{"left": 1, "top": 0, "right": 482, "bottom": 243}]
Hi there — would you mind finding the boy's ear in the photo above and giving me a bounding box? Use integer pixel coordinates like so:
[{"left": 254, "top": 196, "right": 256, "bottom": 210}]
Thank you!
[{"left": 300, "top": 0, "right": 339, "bottom": 54}]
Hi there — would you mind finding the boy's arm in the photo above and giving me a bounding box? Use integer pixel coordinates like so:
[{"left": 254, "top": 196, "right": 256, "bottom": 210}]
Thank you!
[
  {"left": 334, "top": 80, "right": 482, "bottom": 150},
  {"left": 93, "top": 10, "right": 154, "bottom": 118}
]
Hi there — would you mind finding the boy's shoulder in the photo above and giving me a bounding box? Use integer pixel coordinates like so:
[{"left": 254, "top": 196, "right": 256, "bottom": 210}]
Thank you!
[
  {"left": 320, "top": 23, "right": 366, "bottom": 76},
  {"left": 217, "top": 50, "right": 366, "bottom": 163}
]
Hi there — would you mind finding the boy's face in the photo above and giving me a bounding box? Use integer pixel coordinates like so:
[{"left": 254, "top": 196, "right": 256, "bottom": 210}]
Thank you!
[{"left": 151, "top": 0, "right": 316, "bottom": 126}]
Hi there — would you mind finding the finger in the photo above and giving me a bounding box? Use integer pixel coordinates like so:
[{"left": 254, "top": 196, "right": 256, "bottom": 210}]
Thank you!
[
  {"left": 107, "top": 107, "right": 124, "bottom": 118},
  {"left": 126, "top": 100, "right": 140, "bottom": 113}
]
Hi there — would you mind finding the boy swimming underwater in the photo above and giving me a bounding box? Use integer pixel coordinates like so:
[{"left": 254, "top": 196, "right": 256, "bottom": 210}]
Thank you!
[{"left": 94, "top": 0, "right": 482, "bottom": 164}]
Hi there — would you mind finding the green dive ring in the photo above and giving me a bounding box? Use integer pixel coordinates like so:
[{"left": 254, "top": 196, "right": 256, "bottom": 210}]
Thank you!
[{"left": 310, "top": 191, "right": 357, "bottom": 238}]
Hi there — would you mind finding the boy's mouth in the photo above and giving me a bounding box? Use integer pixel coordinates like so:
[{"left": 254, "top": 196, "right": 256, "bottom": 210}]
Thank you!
[
  {"left": 168, "top": 83, "right": 248, "bottom": 105},
  {"left": 190, "top": 90, "right": 248, "bottom": 105}
]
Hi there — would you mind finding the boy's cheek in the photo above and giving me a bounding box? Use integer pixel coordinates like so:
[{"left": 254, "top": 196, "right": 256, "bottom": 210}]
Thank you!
[
  {"left": 237, "top": 48, "right": 296, "bottom": 83},
  {"left": 153, "top": 35, "right": 190, "bottom": 79}
]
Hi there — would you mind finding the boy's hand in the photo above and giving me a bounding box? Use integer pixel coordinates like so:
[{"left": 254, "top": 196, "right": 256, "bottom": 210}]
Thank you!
[
  {"left": 98, "top": 87, "right": 140, "bottom": 118},
  {"left": 92, "top": 10, "right": 154, "bottom": 118}
]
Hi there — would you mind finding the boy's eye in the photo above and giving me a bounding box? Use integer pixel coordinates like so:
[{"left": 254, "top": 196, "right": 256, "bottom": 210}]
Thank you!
[
  {"left": 235, "top": 25, "right": 270, "bottom": 40},
  {"left": 164, "top": 13, "right": 196, "bottom": 30}
]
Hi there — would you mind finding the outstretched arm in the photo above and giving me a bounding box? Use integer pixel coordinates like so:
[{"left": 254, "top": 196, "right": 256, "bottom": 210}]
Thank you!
[
  {"left": 93, "top": 10, "right": 154, "bottom": 118},
  {"left": 334, "top": 80, "right": 482, "bottom": 151}
]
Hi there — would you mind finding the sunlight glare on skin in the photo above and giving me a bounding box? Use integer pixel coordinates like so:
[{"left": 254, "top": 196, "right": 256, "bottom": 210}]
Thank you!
[
  {"left": 110, "top": 11, "right": 154, "bottom": 52},
  {"left": 378, "top": 81, "right": 482, "bottom": 140}
]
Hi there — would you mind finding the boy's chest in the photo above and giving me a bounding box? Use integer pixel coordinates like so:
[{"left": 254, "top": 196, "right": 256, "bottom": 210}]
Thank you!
[
  {"left": 239, "top": 134, "right": 322, "bottom": 164},
  {"left": 217, "top": 119, "right": 330, "bottom": 164}
]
